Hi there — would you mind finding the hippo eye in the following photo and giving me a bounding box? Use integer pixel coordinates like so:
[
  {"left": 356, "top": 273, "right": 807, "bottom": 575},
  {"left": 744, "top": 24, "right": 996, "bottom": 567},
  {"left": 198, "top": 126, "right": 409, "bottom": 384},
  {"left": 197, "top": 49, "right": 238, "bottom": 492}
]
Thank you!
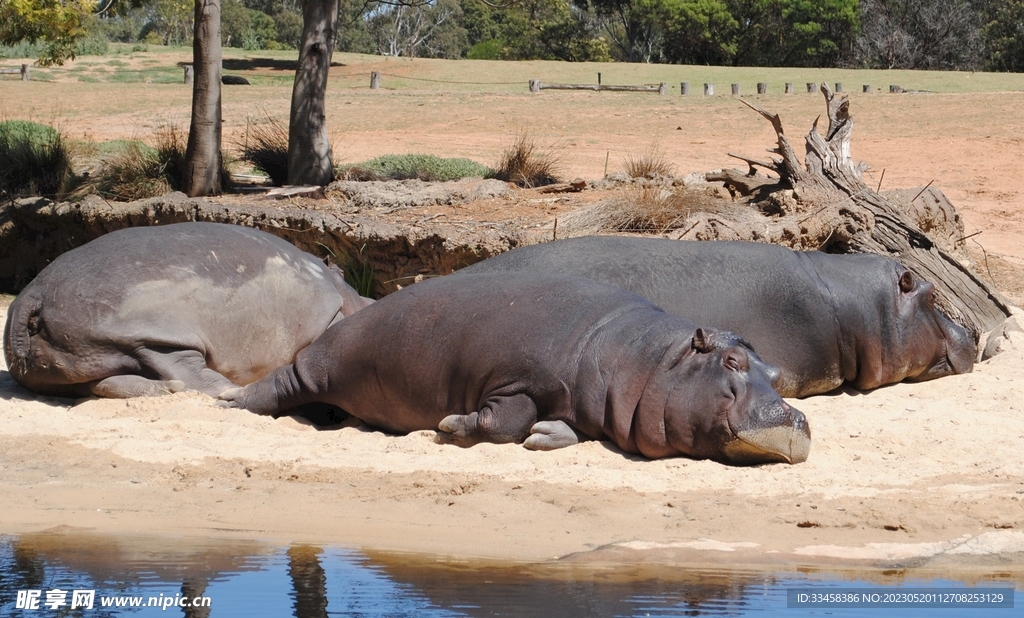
[
  {"left": 899, "top": 270, "right": 915, "bottom": 294},
  {"left": 724, "top": 352, "right": 747, "bottom": 372}
]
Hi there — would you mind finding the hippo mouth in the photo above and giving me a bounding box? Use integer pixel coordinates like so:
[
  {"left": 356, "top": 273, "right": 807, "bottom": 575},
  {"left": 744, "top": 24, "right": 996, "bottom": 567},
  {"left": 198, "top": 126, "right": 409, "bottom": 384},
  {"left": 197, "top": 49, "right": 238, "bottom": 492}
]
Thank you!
[{"left": 722, "top": 402, "right": 811, "bottom": 465}]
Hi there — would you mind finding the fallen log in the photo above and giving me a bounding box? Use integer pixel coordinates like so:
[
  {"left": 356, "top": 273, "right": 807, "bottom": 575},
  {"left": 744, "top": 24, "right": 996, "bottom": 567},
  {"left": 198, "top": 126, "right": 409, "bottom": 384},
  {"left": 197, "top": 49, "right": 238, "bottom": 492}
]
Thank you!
[{"left": 706, "top": 83, "right": 1012, "bottom": 336}]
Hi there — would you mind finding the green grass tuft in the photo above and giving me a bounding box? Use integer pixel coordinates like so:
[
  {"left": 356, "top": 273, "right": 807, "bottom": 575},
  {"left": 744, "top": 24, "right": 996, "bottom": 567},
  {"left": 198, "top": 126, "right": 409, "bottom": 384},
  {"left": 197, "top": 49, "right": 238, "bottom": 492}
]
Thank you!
[
  {"left": 338, "top": 154, "right": 492, "bottom": 182},
  {"left": 0, "top": 120, "right": 75, "bottom": 199}
]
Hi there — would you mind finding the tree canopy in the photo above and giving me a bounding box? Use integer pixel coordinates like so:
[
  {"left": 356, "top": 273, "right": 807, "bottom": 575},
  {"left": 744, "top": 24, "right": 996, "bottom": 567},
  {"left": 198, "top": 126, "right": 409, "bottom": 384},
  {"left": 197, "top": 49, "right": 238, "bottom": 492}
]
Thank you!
[
  {"left": 1, "top": 0, "right": 96, "bottom": 64},
  {"left": 5, "top": 0, "right": 1024, "bottom": 71}
]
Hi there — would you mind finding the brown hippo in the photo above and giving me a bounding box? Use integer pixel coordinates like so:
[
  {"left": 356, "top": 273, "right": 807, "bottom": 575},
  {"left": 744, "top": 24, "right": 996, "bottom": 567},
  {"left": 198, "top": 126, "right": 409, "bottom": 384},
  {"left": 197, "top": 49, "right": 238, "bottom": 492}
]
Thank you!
[
  {"left": 458, "top": 237, "right": 975, "bottom": 397},
  {"left": 4, "top": 222, "right": 373, "bottom": 398},
  {"left": 219, "top": 273, "right": 811, "bottom": 465}
]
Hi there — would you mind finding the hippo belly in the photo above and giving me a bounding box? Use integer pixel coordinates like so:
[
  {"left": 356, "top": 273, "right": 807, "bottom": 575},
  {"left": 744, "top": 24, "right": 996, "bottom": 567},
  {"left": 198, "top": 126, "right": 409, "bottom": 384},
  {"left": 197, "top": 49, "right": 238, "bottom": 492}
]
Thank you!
[
  {"left": 3, "top": 222, "right": 373, "bottom": 398},
  {"left": 457, "top": 236, "right": 975, "bottom": 397},
  {"left": 220, "top": 273, "right": 811, "bottom": 465}
]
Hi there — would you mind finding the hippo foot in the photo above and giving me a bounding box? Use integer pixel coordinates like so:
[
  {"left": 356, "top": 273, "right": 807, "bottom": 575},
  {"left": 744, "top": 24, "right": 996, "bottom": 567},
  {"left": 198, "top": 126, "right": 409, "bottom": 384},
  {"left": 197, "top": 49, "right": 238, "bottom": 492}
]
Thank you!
[
  {"left": 90, "top": 376, "right": 186, "bottom": 398},
  {"left": 436, "top": 413, "right": 481, "bottom": 447},
  {"left": 523, "top": 420, "right": 583, "bottom": 451},
  {"left": 216, "top": 385, "right": 278, "bottom": 416}
]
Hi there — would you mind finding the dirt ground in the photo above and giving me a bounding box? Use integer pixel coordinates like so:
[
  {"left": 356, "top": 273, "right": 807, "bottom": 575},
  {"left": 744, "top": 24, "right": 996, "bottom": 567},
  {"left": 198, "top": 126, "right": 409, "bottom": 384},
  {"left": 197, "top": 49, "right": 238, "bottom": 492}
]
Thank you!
[{"left": 2, "top": 64, "right": 1024, "bottom": 572}]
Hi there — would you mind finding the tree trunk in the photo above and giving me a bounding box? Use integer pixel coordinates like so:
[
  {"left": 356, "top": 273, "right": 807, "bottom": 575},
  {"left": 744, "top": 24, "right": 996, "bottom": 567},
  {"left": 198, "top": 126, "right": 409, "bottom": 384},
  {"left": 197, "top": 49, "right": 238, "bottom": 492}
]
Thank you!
[
  {"left": 715, "top": 83, "right": 1012, "bottom": 336},
  {"left": 287, "top": 0, "right": 339, "bottom": 187},
  {"left": 182, "top": 0, "right": 223, "bottom": 197}
]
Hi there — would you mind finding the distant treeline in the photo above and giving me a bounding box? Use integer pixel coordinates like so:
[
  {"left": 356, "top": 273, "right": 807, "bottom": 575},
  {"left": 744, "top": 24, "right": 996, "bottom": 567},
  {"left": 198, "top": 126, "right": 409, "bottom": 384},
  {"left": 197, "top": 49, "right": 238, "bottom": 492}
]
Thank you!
[{"left": 79, "top": 0, "right": 1024, "bottom": 71}]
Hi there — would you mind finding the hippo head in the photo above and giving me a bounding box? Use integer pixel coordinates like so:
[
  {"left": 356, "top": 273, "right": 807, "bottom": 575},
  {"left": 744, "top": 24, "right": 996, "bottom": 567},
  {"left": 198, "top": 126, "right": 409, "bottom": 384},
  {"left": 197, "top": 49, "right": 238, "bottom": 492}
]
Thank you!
[
  {"left": 636, "top": 328, "right": 811, "bottom": 465},
  {"left": 855, "top": 267, "right": 975, "bottom": 390}
]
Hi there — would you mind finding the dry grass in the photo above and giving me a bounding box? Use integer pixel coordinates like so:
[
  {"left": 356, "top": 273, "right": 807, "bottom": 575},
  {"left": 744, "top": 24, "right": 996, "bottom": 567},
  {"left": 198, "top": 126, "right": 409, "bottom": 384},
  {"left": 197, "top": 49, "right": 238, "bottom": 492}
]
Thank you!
[
  {"left": 622, "top": 144, "right": 675, "bottom": 179},
  {"left": 491, "top": 131, "right": 561, "bottom": 188},
  {"left": 238, "top": 114, "right": 289, "bottom": 186},
  {"left": 84, "top": 124, "right": 189, "bottom": 200},
  {"left": 559, "top": 184, "right": 743, "bottom": 236}
]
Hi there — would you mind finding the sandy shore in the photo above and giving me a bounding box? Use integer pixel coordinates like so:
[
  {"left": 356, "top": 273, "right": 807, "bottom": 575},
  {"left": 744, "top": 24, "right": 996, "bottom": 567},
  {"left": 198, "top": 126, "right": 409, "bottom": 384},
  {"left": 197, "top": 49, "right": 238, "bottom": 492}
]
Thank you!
[{"left": 2, "top": 302, "right": 1023, "bottom": 571}]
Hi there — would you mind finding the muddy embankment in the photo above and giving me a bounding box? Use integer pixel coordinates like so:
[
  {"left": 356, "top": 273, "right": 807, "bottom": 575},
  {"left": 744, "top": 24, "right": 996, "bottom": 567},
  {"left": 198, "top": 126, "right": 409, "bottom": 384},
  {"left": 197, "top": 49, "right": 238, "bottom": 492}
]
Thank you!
[{"left": 0, "top": 179, "right": 524, "bottom": 297}]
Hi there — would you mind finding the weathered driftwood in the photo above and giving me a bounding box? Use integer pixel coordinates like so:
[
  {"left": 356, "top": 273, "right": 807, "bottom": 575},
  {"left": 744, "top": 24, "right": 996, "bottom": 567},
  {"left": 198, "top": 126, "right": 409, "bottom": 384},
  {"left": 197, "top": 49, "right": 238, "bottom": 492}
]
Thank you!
[{"left": 705, "top": 83, "right": 1011, "bottom": 336}]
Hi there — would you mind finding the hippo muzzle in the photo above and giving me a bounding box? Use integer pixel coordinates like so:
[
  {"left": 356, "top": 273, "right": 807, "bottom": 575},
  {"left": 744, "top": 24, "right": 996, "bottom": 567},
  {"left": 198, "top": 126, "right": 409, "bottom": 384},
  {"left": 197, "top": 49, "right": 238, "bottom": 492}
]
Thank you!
[{"left": 723, "top": 400, "right": 811, "bottom": 465}]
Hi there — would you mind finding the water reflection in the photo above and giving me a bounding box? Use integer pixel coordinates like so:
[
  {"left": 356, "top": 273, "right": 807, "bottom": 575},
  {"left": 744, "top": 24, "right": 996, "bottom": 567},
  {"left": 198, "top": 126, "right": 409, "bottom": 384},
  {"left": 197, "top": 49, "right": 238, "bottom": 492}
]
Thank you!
[{"left": 0, "top": 532, "right": 1018, "bottom": 617}]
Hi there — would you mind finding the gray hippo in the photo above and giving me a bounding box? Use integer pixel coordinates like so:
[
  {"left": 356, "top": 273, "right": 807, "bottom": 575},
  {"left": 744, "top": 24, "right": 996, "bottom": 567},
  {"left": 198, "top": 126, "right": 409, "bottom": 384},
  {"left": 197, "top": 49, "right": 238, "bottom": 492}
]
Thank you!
[
  {"left": 219, "top": 273, "right": 811, "bottom": 465},
  {"left": 458, "top": 237, "right": 975, "bottom": 398},
  {"left": 4, "top": 222, "right": 373, "bottom": 398}
]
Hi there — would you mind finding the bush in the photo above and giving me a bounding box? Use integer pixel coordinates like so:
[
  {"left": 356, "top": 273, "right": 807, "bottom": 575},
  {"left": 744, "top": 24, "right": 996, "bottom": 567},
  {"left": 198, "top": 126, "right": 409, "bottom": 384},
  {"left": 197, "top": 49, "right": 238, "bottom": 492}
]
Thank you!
[
  {"left": 0, "top": 120, "right": 74, "bottom": 198},
  {"left": 490, "top": 131, "right": 560, "bottom": 187},
  {"left": 338, "top": 154, "right": 492, "bottom": 182}
]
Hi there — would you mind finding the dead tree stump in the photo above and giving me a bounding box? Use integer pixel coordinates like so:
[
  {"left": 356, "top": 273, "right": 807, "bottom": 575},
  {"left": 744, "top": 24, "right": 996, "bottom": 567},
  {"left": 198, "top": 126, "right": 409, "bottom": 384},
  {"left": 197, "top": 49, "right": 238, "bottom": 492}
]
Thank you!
[{"left": 705, "top": 83, "right": 1011, "bottom": 336}]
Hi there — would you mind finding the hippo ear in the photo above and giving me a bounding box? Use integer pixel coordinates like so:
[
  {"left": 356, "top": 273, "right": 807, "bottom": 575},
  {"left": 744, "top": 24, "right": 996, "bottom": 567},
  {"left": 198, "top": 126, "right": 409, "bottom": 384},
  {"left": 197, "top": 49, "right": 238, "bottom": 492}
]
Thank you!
[
  {"left": 899, "top": 270, "right": 915, "bottom": 293},
  {"left": 692, "top": 328, "right": 714, "bottom": 353}
]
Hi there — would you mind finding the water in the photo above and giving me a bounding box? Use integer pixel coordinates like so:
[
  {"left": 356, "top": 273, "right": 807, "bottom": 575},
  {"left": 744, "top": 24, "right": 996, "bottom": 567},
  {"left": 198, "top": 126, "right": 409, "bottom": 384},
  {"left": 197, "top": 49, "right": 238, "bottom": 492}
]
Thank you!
[{"left": 0, "top": 533, "right": 1018, "bottom": 617}]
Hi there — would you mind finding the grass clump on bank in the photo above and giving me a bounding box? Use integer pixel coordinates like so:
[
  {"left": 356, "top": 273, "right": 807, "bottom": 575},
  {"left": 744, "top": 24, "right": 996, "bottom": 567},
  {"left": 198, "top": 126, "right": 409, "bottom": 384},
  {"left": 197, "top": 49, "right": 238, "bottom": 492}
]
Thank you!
[
  {"left": 238, "top": 116, "right": 289, "bottom": 186},
  {"left": 491, "top": 132, "right": 560, "bottom": 188},
  {"left": 623, "top": 144, "right": 675, "bottom": 179},
  {"left": 338, "top": 154, "right": 493, "bottom": 182},
  {"left": 0, "top": 120, "right": 75, "bottom": 199},
  {"left": 86, "top": 125, "right": 189, "bottom": 200}
]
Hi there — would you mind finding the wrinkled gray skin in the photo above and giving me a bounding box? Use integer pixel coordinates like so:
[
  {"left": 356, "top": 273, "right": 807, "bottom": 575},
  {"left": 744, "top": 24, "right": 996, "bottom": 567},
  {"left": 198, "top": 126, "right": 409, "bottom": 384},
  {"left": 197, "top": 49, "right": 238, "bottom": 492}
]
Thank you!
[
  {"left": 459, "top": 237, "right": 976, "bottom": 398},
  {"left": 4, "top": 222, "right": 373, "bottom": 398},
  {"left": 220, "top": 273, "right": 811, "bottom": 465}
]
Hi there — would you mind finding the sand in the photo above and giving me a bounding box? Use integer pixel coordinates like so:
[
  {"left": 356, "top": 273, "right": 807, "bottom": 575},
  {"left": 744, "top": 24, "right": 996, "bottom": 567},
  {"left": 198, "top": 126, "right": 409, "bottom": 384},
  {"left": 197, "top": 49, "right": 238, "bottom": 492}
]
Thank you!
[{"left": 3, "top": 300, "right": 1023, "bottom": 570}]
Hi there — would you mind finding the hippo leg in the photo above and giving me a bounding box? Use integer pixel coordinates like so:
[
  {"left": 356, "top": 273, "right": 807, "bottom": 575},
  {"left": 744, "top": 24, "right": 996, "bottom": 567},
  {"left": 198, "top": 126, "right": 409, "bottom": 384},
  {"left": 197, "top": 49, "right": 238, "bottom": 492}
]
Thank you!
[
  {"left": 89, "top": 376, "right": 186, "bottom": 398},
  {"left": 523, "top": 420, "right": 584, "bottom": 451},
  {"left": 137, "top": 348, "right": 240, "bottom": 397},
  {"left": 437, "top": 394, "right": 538, "bottom": 447}
]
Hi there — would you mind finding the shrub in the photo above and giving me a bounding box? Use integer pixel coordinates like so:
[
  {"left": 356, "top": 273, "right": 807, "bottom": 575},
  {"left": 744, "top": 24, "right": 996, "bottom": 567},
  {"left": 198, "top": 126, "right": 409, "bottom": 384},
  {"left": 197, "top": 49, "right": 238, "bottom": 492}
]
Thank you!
[
  {"left": 238, "top": 115, "right": 289, "bottom": 186},
  {"left": 490, "top": 131, "right": 560, "bottom": 188},
  {"left": 337, "top": 154, "right": 492, "bottom": 182},
  {"left": 0, "top": 120, "right": 74, "bottom": 198}
]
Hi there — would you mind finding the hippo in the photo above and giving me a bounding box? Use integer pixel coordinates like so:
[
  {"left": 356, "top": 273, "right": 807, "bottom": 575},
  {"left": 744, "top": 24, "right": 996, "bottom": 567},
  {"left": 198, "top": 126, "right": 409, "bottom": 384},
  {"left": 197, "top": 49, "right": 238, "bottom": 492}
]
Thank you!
[
  {"left": 219, "top": 273, "right": 811, "bottom": 465},
  {"left": 458, "top": 237, "right": 975, "bottom": 398},
  {"left": 4, "top": 222, "right": 373, "bottom": 398}
]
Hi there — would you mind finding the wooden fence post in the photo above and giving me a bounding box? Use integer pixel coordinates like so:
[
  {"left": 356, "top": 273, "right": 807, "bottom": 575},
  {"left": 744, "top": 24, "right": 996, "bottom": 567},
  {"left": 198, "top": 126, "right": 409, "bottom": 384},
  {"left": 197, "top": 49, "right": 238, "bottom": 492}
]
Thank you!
[
  {"left": 529, "top": 79, "right": 540, "bottom": 93},
  {"left": 889, "top": 85, "right": 903, "bottom": 93},
  {"left": 370, "top": 71, "right": 380, "bottom": 89},
  {"left": 681, "top": 82, "right": 689, "bottom": 95},
  {"left": 757, "top": 82, "right": 767, "bottom": 94},
  {"left": 806, "top": 82, "right": 815, "bottom": 93},
  {"left": 863, "top": 84, "right": 871, "bottom": 93},
  {"left": 835, "top": 82, "right": 843, "bottom": 93},
  {"left": 597, "top": 72, "right": 601, "bottom": 85},
  {"left": 731, "top": 83, "right": 740, "bottom": 96},
  {"left": 704, "top": 83, "right": 714, "bottom": 96},
  {"left": 21, "top": 64, "right": 29, "bottom": 81},
  {"left": 785, "top": 82, "right": 794, "bottom": 94},
  {"left": 184, "top": 65, "right": 194, "bottom": 85},
  {"left": 658, "top": 82, "right": 667, "bottom": 95}
]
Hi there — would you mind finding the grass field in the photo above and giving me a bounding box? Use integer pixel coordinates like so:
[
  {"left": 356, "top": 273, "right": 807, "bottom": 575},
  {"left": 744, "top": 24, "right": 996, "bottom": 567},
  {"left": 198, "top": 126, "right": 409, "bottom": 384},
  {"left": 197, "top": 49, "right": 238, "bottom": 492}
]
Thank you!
[{"left": 3, "top": 44, "right": 1024, "bottom": 93}]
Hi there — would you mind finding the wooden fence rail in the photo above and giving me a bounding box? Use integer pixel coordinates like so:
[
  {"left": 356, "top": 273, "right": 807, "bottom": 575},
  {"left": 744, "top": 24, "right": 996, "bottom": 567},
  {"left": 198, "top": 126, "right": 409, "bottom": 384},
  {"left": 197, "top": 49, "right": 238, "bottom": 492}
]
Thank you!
[
  {"left": 529, "top": 80, "right": 667, "bottom": 94},
  {"left": 0, "top": 64, "right": 30, "bottom": 81}
]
